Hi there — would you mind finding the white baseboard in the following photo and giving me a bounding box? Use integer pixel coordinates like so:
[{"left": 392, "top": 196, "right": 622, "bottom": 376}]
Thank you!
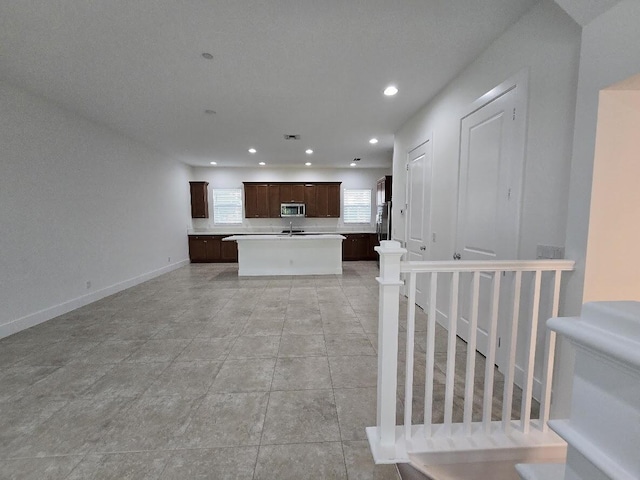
[
  {"left": 514, "top": 364, "right": 543, "bottom": 402},
  {"left": 0, "top": 259, "right": 190, "bottom": 340}
]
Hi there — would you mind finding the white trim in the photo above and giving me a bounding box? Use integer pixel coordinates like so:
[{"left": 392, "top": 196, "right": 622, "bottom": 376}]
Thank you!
[
  {"left": 0, "top": 259, "right": 190, "bottom": 340},
  {"left": 367, "top": 421, "right": 566, "bottom": 465}
]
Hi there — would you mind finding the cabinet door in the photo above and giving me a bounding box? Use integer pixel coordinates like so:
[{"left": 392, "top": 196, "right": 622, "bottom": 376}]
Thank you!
[
  {"left": 315, "top": 184, "right": 340, "bottom": 218},
  {"left": 220, "top": 238, "right": 238, "bottom": 262},
  {"left": 244, "top": 184, "right": 270, "bottom": 218},
  {"left": 342, "top": 234, "right": 360, "bottom": 260},
  {"left": 367, "top": 233, "right": 379, "bottom": 260},
  {"left": 189, "top": 182, "right": 209, "bottom": 218},
  {"left": 353, "top": 235, "right": 366, "bottom": 259},
  {"left": 268, "top": 185, "right": 281, "bottom": 217},
  {"left": 291, "top": 184, "right": 305, "bottom": 202},
  {"left": 316, "top": 184, "right": 329, "bottom": 217},
  {"left": 205, "top": 236, "right": 222, "bottom": 260},
  {"left": 342, "top": 234, "right": 378, "bottom": 260},
  {"left": 327, "top": 184, "right": 340, "bottom": 217},
  {"left": 189, "top": 237, "right": 208, "bottom": 262},
  {"left": 304, "top": 184, "right": 317, "bottom": 217},
  {"left": 279, "top": 184, "right": 292, "bottom": 204}
]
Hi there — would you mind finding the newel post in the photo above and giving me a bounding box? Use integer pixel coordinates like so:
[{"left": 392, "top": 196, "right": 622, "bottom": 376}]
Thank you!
[{"left": 373, "top": 240, "right": 406, "bottom": 461}]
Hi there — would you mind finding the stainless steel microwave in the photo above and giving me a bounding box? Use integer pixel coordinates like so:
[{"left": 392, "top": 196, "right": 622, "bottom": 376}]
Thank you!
[{"left": 281, "top": 203, "right": 305, "bottom": 217}]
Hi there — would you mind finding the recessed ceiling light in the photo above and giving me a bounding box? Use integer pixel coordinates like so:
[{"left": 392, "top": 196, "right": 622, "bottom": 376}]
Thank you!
[
  {"left": 383, "top": 85, "right": 398, "bottom": 96},
  {"left": 202, "top": 53, "right": 213, "bottom": 60},
  {"left": 305, "top": 162, "right": 312, "bottom": 166},
  {"left": 350, "top": 162, "right": 357, "bottom": 167},
  {"left": 248, "top": 148, "right": 257, "bottom": 154},
  {"left": 204, "top": 109, "right": 216, "bottom": 115},
  {"left": 369, "top": 138, "right": 378, "bottom": 144},
  {"left": 305, "top": 149, "right": 313, "bottom": 155},
  {"left": 210, "top": 161, "right": 217, "bottom": 165},
  {"left": 259, "top": 162, "right": 266, "bottom": 166}
]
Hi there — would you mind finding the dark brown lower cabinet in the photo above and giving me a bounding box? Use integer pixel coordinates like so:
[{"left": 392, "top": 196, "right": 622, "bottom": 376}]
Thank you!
[
  {"left": 188, "top": 236, "right": 238, "bottom": 263},
  {"left": 342, "top": 234, "right": 378, "bottom": 261}
]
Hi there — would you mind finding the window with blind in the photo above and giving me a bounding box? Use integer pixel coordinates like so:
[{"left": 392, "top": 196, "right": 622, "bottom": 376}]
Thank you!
[
  {"left": 212, "top": 189, "right": 243, "bottom": 224},
  {"left": 343, "top": 189, "right": 372, "bottom": 224}
]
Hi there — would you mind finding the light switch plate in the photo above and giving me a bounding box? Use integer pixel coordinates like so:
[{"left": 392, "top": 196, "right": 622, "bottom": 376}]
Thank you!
[{"left": 536, "top": 244, "right": 565, "bottom": 259}]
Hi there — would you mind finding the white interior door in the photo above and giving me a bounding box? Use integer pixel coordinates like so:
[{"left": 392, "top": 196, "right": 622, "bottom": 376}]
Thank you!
[
  {"left": 406, "top": 141, "right": 432, "bottom": 309},
  {"left": 455, "top": 83, "right": 525, "bottom": 368}
]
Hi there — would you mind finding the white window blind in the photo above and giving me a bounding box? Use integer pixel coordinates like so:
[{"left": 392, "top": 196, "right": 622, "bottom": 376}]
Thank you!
[
  {"left": 212, "top": 189, "right": 242, "bottom": 224},
  {"left": 343, "top": 189, "right": 372, "bottom": 224}
]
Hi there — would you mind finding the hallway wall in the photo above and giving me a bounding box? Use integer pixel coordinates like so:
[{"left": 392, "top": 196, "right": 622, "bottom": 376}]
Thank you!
[
  {"left": 391, "top": 1, "right": 581, "bottom": 268},
  {"left": 390, "top": 0, "right": 582, "bottom": 417}
]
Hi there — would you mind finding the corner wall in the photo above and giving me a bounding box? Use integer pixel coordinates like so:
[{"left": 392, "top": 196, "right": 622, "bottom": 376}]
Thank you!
[
  {"left": 556, "top": 0, "right": 640, "bottom": 415},
  {"left": 563, "top": 0, "right": 640, "bottom": 315},
  {"left": 0, "top": 80, "right": 191, "bottom": 338}
]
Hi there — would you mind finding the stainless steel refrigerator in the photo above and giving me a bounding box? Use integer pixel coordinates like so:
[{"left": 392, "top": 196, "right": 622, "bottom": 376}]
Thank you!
[{"left": 376, "top": 201, "right": 391, "bottom": 243}]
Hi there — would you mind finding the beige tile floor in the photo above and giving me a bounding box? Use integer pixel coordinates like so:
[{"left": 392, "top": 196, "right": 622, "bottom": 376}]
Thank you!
[{"left": 0, "top": 262, "right": 535, "bottom": 479}]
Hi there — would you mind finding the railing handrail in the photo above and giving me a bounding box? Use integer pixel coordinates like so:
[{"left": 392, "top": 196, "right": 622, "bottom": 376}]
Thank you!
[{"left": 400, "top": 259, "right": 575, "bottom": 273}]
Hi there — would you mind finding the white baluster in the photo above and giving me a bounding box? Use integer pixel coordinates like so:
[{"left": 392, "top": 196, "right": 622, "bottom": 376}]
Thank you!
[
  {"left": 463, "top": 271, "right": 480, "bottom": 434},
  {"left": 424, "top": 272, "right": 438, "bottom": 438},
  {"left": 404, "top": 271, "right": 417, "bottom": 443},
  {"left": 483, "top": 270, "right": 501, "bottom": 433},
  {"left": 539, "top": 269, "right": 562, "bottom": 432},
  {"left": 444, "top": 271, "right": 459, "bottom": 434},
  {"left": 521, "top": 270, "right": 542, "bottom": 433},
  {"left": 502, "top": 270, "right": 522, "bottom": 433}
]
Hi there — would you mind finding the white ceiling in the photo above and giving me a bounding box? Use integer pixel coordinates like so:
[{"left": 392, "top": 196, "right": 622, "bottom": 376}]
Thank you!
[{"left": 0, "top": 0, "right": 540, "bottom": 169}]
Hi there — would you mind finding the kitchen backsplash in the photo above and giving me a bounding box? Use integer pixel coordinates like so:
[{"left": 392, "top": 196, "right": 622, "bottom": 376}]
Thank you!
[{"left": 190, "top": 217, "right": 374, "bottom": 234}]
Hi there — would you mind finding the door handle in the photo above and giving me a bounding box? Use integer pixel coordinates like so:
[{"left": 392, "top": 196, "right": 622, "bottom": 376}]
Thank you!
[
  {"left": 453, "top": 252, "right": 461, "bottom": 260},
  {"left": 419, "top": 246, "right": 426, "bottom": 251}
]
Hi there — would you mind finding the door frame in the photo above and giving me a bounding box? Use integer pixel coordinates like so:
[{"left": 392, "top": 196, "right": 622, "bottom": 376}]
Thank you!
[{"left": 404, "top": 137, "right": 433, "bottom": 308}]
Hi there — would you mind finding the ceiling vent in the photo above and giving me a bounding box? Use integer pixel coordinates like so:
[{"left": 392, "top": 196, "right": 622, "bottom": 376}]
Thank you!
[
  {"left": 283, "top": 134, "right": 301, "bottom": 140},
  {"left": 353, "top": 158, "right": 361, "bottom": 162}
]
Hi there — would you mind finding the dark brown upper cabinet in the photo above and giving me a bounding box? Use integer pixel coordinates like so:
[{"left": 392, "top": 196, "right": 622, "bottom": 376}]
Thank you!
[
  {"left": 304, "top": 184, "right": 317, "bottom": 217},
  {"left": 189, "top": 181, "right": 209, "bottom": 218},
  {"left": 316, "top": 183, "right": 340, "bottom": 217},
  {"left": 279, "top": 184, "right": 305, "bottom": 203},
  {"left": 243, "top": 182, "right": 340, "bottom": 218},
  {"left": 244, "top": 183, "right": 270, "bottom": 218}
]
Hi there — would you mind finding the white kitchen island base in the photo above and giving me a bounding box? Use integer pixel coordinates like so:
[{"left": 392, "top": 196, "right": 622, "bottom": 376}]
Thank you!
[{"left": 223, "top": 234, "right": 346, "bottom": 276}]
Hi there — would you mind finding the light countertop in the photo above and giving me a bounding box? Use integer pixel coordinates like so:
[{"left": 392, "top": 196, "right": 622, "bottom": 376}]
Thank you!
[
  {"left": 223, "top": 234, "right": 346, "bottom": 241},
  {"left": 189, "top": 230, "right": 374, "bottom": 236}
]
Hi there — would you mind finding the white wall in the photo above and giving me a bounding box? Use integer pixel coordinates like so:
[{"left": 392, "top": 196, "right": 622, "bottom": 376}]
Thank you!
[
  {"left": 0, "top": 80, "right": 192, "bottom": 338},
  {"left": 190, "top": 166, "right": 391, "bottom": 233},
  {"left": 393, "top": 0, "right": 580, "bottom": 264}
]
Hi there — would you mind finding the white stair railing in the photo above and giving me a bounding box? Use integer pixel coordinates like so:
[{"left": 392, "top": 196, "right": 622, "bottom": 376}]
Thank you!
[{"left": 367, "top": 241, "right": 575, "bottom": 465}]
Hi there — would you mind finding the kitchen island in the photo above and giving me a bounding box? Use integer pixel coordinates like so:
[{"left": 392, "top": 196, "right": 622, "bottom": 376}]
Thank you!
[{"left": 223, "top": 234, "right": 346, "bottom": 276}]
